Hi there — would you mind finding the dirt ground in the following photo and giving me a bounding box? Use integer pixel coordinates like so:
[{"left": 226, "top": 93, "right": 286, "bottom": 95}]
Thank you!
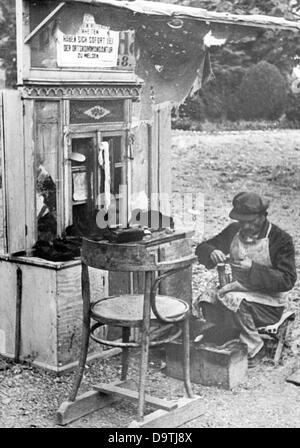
[{"left": 1, "top": 129, "right": 300, "bottom": 428}]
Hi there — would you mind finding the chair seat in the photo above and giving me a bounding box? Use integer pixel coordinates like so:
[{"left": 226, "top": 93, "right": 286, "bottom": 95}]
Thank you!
[{"left": 91, "top": 294, "right": 189, "bottom": 326}]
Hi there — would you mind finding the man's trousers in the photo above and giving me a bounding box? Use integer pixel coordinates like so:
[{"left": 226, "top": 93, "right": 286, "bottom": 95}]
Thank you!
[{"left": 200, "top": 299, "right": 284, "bottom": 358}]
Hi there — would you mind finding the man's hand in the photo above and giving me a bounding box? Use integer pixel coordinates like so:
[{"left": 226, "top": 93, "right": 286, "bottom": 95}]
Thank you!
[
  {"left": 231, "top": 258, "right": 253, "bottom": 271},
  {"left": 219, "top": 280, "right": 248, "bottom": 297},
  {"left": 210, "top": 250, "right": 227, "bottom": 264}
]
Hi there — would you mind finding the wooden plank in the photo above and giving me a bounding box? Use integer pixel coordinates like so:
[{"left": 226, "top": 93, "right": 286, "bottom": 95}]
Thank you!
[
  {"left": 128, "top": 395, "right": 204, "bottom": 428},
  {"left": 56, "top": 380, "right": 134, "bottom": 425},
  {"left": 56, "top": 264, "right": 108, "bottom": 366},
  {"left": 157, "top": 102, "right": 172, "bottom": 216},
  {"left": 16, "top": 0, "right": 31, "bottom": 85},
  {"left": 57, "top": 390, "right": 117, "bottom": 426},
  {"left": 24, "top": 3, "right": 66, "bottom": 44},
  {"left": 2, "top": 90, "right": 26, "bottom": 254},
  {"left": 94, "top": 383, "right": 178, "bottom": 411},
  {"left": 0, "top": 253, "right": 80, "bottom": 270},
  {"left": 150, "top": 106, "right": 159, "bottom": 210},
  {"left": 35, "top": 100, "right": 61, "bottom": 239},
  {"left": 69, "top": 123, "right": 128, "bottom": 135},
  {"left": 20, "top": 263, "right": 58, "bottom": 367},
  {"left": 25, "top": 69, "right": 138, "bottom": 85},
  {"left": 56, "top": 100, "right": 65, "bottom": 237},
  {"left": 63, "top": 101, "right": 71, "bottom": 229},
  {"left": 0, "top": 91, "right": 7, "bottom": 252},
  {"left": 131, "top": 122, "right": 149, "bottom": 199},
  {"left": 0, "top": 260, "right": 18, "bottom": 358},
  {"left": 23, "top": 99, "right": 36, "bottom": 254}
]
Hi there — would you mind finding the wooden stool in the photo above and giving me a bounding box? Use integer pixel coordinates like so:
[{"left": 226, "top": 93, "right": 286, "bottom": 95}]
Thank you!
[
  {"left": 62, "top": 236, "right": 198, "bottom": 425},
  {"left": 258, "top": 310, "right": 295, "bottom": 365}
]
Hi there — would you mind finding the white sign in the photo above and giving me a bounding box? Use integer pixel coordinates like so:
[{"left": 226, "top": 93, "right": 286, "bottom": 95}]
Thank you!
[{"left": 57, "top": 14, "right": 119, "bottom": 68}]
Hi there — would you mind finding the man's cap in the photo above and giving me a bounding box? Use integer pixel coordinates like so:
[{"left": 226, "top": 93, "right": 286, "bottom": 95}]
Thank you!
[{"left": 229, "top": 192, "right": 270, "bottom": 222}]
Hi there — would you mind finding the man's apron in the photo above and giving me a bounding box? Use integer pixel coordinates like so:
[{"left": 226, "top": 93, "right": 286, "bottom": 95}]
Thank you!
[{"left": 219, "top": 223, "right": 286, "bottom": 313}]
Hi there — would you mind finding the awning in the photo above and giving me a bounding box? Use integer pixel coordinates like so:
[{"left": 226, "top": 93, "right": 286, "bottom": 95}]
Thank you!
[
  {"left": 28, "top": 1, "right": 300, "bottom": 119},
  {"left": 62, "top": 0, "right": 300, "bottom": 31}
]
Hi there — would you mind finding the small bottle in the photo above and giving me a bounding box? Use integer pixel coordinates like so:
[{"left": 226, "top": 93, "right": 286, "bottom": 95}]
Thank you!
[{"left": 217, "top": 263, "right": 227, "bottom": 288}]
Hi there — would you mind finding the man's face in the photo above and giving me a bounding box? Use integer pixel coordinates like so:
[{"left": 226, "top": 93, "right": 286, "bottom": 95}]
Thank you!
[{"left": 239, "top": 214, "right": 266, "bottom": 240}]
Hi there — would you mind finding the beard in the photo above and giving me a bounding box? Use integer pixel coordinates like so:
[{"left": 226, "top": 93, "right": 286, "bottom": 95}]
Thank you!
[{"left": 239, "top": 221, "right": 264, "bottom": 243}]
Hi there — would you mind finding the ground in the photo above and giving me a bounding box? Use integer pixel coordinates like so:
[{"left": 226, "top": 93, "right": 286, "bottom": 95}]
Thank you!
[{"left": 1, "top": 129, "right": 300, "bottom": 428}]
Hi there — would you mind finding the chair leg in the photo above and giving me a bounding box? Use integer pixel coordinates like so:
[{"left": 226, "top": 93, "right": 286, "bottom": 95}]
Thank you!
[
  {"left": 69, "top": 316, "right": 90, "bottom": 401},
  {"left": 121, "top": 327, "right": 131, "bottom": 381},
  {"left": 69, "top": 262, "right": 91, "bottom": 402},
  {"left": 182, "top": 317, "right": 194, "bottom": 398},
  {"left": 137, "top": 272, "right": 152, "bottom": 421},
  {"left": 138, "top": 326, "right": 150, "bottom": 421}
]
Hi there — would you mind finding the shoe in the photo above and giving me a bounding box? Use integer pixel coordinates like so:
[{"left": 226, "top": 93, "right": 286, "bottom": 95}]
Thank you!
[{"left": 248, "top": 346, "right": 265, "bottom": 369}]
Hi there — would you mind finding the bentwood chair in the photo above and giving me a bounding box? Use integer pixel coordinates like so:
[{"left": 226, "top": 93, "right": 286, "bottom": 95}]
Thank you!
[{"left": 69, "top": 236, "right": 197, "bottom": 421}]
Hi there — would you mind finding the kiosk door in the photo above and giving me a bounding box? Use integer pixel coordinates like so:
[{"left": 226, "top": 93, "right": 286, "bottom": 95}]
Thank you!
[{"left": 68, "top": 130, "right": 128, "bottom": 232}]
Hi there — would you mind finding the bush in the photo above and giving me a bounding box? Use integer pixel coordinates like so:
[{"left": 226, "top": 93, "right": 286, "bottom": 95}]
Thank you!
[
  {"left": 239, "top": 61, "right": 287, "bottom": 120},
  {"left": 171, "top": 117, "right": 191, "bottom": 130},
  {"left": 177, "top": 95, "right": 206, "bottom": 122}
]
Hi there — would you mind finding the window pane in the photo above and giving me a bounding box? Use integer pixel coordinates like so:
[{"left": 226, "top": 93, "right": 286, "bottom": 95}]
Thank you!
[
  {"left": 113, "top": 167, "right": 123, "bottom": 195},
  {"left": 103, "top": 136, "right": 122, "bottom": 163}
]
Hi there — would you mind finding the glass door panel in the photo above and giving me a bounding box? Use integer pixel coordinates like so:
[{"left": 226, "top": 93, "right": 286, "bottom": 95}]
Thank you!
[
  {"left": 71, "top": 136, "right": 97, "bottom": 230},
  {"left": 67, "top": 131, "right": 127, "bottom": 233}
]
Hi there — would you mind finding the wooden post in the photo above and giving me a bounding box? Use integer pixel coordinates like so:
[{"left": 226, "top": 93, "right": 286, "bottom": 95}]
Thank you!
[
  {"left": 23, "top": 99, "right": 36, "bottom": 254},
  {"left": 16, "top": 0, "right": 31, "bottom": 85},
  {"left": 1, "top": 90, "right": 26, "bottom": 254}
]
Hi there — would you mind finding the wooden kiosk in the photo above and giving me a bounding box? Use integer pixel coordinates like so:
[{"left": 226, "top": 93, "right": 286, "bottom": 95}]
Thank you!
[{"left": 0, "top": 0, "right": 195, "bottom": 373}]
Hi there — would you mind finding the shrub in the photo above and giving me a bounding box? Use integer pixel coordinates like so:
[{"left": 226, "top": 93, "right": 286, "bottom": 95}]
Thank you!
[
  {"left": 171, "top": 117, "right": 191, "bottom": 130},
  {"left": 239, "top": 61, "right": 287, "bottom": 120},
  {"left": 177, "top": 95, "right": 206, "bottom": 122}
]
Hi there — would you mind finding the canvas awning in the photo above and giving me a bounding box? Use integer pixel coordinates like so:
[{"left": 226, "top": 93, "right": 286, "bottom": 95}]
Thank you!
[
  {"left": 27, "top": 0, "right": 300, "bottom": 119},
  {"left": 61, "top": 0, "right": 300, "bottom": 31}
]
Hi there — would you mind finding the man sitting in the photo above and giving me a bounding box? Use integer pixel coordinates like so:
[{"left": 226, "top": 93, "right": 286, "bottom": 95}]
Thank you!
[{"left": 195, "top": 192, "right": 297, "bottom": 367}]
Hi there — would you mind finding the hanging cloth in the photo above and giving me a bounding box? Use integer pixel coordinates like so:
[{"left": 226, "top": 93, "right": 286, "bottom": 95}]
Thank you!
[{"left": 98, "top": 141, "right": 111, "bottom": 212}]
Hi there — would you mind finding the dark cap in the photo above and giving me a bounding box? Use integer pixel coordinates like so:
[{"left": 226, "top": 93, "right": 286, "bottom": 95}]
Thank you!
[{"left": 229, "top": 192, "right": 270, "bottom": 222}]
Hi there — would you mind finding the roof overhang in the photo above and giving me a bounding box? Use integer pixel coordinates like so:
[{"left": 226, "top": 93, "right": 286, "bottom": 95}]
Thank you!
[
  {"left": 59, "top": 0, "right": 300, "bottom": 32},
  {"left": 23, "top": 1, "right": 300, "bottom": 118}
]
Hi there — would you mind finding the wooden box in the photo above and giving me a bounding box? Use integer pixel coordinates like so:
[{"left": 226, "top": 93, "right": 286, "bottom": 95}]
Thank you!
[
  {"left": 0, "top": 255, "right": 109, "bottom": 373},
  {"left": 165, "top": 339, "right": 248, "bottom": 390}
]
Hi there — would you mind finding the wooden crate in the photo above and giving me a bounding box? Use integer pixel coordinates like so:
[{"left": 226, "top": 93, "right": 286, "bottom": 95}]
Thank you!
[
  {"left": 165, "top": 340, "right": 248, "bottom": 390},
  {"left": 0, "top": 255, "right": 110, "bottom": 373}
]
